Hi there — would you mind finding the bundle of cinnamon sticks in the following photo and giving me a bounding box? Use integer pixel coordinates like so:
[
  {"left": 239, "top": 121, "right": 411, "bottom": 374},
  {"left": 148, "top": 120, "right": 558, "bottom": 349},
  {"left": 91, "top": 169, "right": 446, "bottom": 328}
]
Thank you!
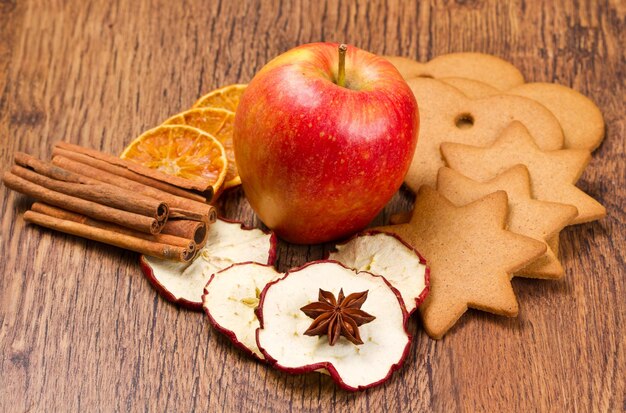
[{"left": 3, "top": 142, "right": 217, "bottom": 262}]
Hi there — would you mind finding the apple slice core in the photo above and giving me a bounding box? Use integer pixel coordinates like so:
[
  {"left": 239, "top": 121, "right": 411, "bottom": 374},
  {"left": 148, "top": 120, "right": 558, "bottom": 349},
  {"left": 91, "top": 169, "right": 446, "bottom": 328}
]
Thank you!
[
  {"left": 140, "top": 218, "right": 277, "bottom": 310},
  {"left": 203, "top": 263, "right": 283, "bottom": 359},
  {"left": 328, "top": 231, "right": 429, "bottom": 314},
  {"left": 256, "top": 261, "right": 411, "bottom": 391}
]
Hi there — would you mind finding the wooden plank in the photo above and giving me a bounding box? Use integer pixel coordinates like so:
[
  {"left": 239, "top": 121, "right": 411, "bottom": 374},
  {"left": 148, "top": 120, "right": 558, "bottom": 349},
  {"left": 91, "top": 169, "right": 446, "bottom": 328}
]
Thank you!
[{"left": 0, "top": 0, "right": 623, "bottom": 411}]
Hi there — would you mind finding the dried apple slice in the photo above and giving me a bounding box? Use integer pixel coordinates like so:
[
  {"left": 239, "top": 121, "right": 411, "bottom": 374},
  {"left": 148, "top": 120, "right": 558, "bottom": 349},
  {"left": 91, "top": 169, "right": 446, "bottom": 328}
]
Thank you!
[
  {"left": 256, "top": 261, "right": 411, "bottom": 391},
  {"left": 328, "top": 231, "right": 430, "bottom": 314},
  {"left": 140, "top": 218, "right": 277, "bottom": 310},
  {"left": 203, "top": 262, "right": 283, "bottom": 359}
]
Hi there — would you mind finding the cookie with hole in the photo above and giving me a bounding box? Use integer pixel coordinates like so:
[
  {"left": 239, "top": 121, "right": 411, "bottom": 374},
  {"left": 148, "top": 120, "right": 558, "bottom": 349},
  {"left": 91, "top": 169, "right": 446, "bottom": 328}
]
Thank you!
[
  {"left": 403, "top": 77, "right": 564, "bottom": 193},
  {"left": 437, "top": 78, "right": 606, "bottom": 151},
  {"left": 384, "top": 52, "right": 605, "bottom": 151}
]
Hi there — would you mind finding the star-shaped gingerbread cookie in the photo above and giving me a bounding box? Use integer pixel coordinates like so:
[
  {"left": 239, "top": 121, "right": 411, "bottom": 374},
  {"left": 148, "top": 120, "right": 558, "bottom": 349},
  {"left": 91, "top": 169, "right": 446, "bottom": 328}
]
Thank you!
[
  {"left": 437, "top": 166, "right": 578, "bottom": 279},
  {"left": 374, "top": 186, "right": 546, "bottom": 339},
  {"left": 402, "top": 78, "right": 564, "bottom": 192},
  {"left": 440, "top": 121, "right": 606, "bottom": 225}
]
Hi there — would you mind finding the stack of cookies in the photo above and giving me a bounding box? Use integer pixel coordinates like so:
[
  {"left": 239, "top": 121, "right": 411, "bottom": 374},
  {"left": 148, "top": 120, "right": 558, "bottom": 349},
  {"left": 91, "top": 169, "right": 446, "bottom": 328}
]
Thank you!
[{"left": 378, "top": 53, "right": 606, "bottom": 339}]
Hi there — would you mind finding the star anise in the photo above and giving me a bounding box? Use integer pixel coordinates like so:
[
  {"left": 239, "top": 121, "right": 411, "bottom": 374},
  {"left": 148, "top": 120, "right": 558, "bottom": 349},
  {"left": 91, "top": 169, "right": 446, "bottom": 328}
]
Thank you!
[{"left": 300, "top": 288, "right": 376, "bottom": 346}]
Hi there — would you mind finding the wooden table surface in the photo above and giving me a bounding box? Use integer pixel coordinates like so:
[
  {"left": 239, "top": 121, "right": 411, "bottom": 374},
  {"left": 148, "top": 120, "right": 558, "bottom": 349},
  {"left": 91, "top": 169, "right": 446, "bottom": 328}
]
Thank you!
[{"left": 1, "top": 1, "right": 624, "bottom": 411}]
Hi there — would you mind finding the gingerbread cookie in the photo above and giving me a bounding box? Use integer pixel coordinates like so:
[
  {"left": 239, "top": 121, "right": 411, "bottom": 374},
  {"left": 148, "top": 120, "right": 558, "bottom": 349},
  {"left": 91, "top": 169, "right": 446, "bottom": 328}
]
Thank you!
[
  {"left": 547, "top": 234, "right": 560, "bottom": 258},
  {"left": 440, "top": 77, "right": 499, "bottom": 98},
  {"left": 437, "top": 166, "right": 578, "bottom": 279},
  {"left": 441, "top": 121, "right": 606, "bottom": 225},
  {"left": 384, "top": 53, "right": 524, "bottom": 90},
  {"left": 403, "top": 77, "right": 564, "bottom": 192},
  {"left": 508, "top": 83, "right": 605, "bottom": 151},
  {"left": 439, "top": 78, "right": 606, "bottom": 151},
  {"left": 391, "top": 211, "right": 562, "bottom": 262},
  {"left": 374, "top": 187, "right": 546, "bottom": 339}
]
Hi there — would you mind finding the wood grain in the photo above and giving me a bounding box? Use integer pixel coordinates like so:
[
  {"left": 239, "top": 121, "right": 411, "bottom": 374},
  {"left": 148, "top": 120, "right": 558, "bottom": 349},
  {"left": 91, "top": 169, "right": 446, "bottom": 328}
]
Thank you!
[{"left": 1, "top": 0, "right": 624, "bottom": 411}]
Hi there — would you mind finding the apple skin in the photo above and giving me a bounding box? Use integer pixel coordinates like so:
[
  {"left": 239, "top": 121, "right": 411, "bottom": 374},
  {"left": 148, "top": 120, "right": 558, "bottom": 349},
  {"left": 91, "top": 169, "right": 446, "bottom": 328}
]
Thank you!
[{"left": 234, "top": 42, "right": 419, "bottom": 244}]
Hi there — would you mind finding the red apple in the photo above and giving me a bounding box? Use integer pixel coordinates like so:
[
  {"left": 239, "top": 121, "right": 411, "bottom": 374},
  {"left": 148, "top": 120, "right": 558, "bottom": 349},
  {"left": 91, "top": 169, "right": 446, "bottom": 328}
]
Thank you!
[{"left": 233, "top": 42, "right": 419, "bottom": 244}]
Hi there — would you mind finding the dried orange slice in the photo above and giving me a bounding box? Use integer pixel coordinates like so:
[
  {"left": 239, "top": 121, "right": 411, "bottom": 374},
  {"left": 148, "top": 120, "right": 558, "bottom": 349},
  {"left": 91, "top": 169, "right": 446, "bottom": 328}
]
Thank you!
[
  {"left": 193, "top": 84, "right": 247, "bottom": 112},
  {"left": 163, "top": 108, "right": 240, "bottom": 189},
  {"left": 121, "top": 125, "right": 228, "bottom": 192}
]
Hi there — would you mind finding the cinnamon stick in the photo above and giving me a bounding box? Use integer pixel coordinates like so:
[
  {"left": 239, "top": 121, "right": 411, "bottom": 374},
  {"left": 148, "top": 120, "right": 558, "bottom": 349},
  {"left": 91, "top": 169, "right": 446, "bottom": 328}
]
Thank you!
[
  {"left": 162, "top": 219, "right": 208, "bottom": 246},
  {"left": 3, "top": 172, "right": 162, "bottom": 234},
  {"left": 11, "top": 164, "right": 169, "bottom": 223},
  {"left": 24, "top": 210, "right": 194, "bottom": 262},
  {"left": 17, "top": 152, "right": 215, "bottom": 227},
  {"left": 53, "top": 142, "right": 214, "bottom": 198},
  {"left": 31, "top": 202, "right": 198, "bottom": 251},
  {"left": 15, "top": 152, "right": 92, "bottom": 184},
  {"left": 168, "top": 207, "right": 208, "bottom": 222},
  {"left": 52, "top": 155, "right": 216, "bottom": 219}
]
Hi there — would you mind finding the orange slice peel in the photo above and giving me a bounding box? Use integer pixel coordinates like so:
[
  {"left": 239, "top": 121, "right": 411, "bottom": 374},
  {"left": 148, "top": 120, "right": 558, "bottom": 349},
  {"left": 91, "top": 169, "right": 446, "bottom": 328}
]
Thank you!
[
  {"left": 163, "top": 107, "right": 240, "bottom": 189},
  {"left": 121, "top": 125, "right": 228, "bottom": 193},
  {"left": 193, "top": 84, "right": 247, "bottom": 113}
]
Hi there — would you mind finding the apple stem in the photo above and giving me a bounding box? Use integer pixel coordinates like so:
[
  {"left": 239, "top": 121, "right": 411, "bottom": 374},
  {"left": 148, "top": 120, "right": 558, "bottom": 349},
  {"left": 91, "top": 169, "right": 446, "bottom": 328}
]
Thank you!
[{"left": 337, "top": 44, "right": 347, "bottom": 87}]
